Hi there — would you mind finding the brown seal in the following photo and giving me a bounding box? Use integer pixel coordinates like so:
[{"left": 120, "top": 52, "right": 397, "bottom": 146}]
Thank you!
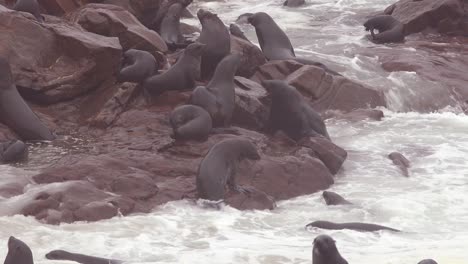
[
  {"left": 306, "top": 220, "right": 401, "bottom": 232},
  {"left": 0, "top": 140, "right": 28, "bottom": 163},
  {"left": 118, "top": 49, "right": 158, "bottom": 83},
  {"left": 4, "top": 236, "right": 34, "bottom": 264},
  {"left": 363, "top": 15, "right": 405, "bottom": 44},
  {"left": 312, "top": 234, "right": 348, "bottom": 264},
  {"left": 46, "top": 250, "right": 123, "bottom": 264},
  {"left": 388, "top": 152, "right": 410, "bottom": 177},
  {"left": 322, "top": 191, "right": 352, "bottom": 205},
  {"left": 169, "top": 104, "right": 212, "bottom": 140},
  {"left": 13, "top": 0, "right": 43, "bottom": 21}
]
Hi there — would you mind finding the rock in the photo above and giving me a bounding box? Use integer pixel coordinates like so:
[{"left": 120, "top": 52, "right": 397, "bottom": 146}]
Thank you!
[
  {"left": 298, "top": 137, "right": 347, "bottom": 175},
  {"left": 233, "top": 77, "right": 269, "bottom": 130},
  {"left": 74, "top": 201, "right": 118, "bottom": 222},
  {"left": 225, "top": 187, "right": 276, "bottom": 210},
  {"left": 252, "top": 60, "right": 386, "bottom": 112},
  {"left": 384, "top": 0, "right": 467, "bottom": 36},
  {"left": 231, "top": 35, "right": 266, "bottom": 78},
  {"left": 0, "top": 6, "right": 122, "bottom": 104},
  {"left": 68, "top": 4, "right": 168, "bottom": 53},
  {"left": 38, "top": 0, "right": 80, "bottom": 15},
  {"left": 388, "top": 152, "right": 410, "bottom": 177}
]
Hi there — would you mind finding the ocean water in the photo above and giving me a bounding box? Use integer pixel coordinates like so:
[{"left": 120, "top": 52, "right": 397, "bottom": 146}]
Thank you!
[{"left": 1, "top": 0, "right": 467, "bottom": 263}]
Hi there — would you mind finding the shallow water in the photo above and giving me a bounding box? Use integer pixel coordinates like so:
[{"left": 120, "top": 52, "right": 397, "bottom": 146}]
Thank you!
[{"left": 1, "top": 0, "right": 468, "bottom": 263}]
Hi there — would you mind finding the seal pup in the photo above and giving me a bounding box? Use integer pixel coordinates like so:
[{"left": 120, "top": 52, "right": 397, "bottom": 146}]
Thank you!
[
  {"left": 196, "top": 138, "right": 260, "bottom": 201},
  {"left": 46, "top": 250, "right": 123, "bottom": 264},
  {"left": 418, "top": 259, "right": 438, "bottom": 264},
  {"left": 0, "top": 58, "right": 55, "bottom": 141},
  {"left": 0, "top": 140, "right": 28, "bottom": 163},
  {"left": 160, "top": 3, "right": 189, "bottom": 50},
  {"left": 322, "top": 191, "right": 352, "bottom": 206},
  {"left": 388, "top": 152, "right": 410, "bottom": 177},
  {"left": 118, "top": 49, "right": 158, "bottom": 83},
  {"left": 306, "top": 220, "right": 401, "bottom": 232},
  {"left": 3, "top": 236, "right": 33, "bottom": 264},
  {"left": 247, "top": 12, "right": 338, "bottom": 75},
  {"left": 197, "top": 9, "right": 231, "bottom": 80},
  {"left": 363, "top": 15, "right": 404, "bottom": 44},
  {"left": 169, "top": 104, "right": 212, "bottom": 140},
  {"left": 190, "top": 53, "right": 241, "bottom": 127},
  {"left": 12, "top": 0, "right": 43, "bottom": 21},
  {"left": 312, "top": 234, "right": 348, "bottom": 264},
  {"left": 142, "top": 42, "right": 205, "bottom": 97},
  {"left": 262, "top": 80, "right": 330, "bottom": 141}
]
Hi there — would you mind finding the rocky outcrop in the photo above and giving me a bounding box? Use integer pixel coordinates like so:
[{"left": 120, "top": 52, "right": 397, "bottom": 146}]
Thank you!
[
  {"left": 68, "top": 4, "right": 168, "bottom": 53},
  {"left": 384, "top": 0, "right": 468, "bottom": 36},
  {"left": 252, "top": 60, "right": 386, "bottom": 112},
  {"left": 231, "top": 35, "right": 267, "bottom": 78},
  {"left": 0, "top": 5, "right": 122, "bottom": 104}
]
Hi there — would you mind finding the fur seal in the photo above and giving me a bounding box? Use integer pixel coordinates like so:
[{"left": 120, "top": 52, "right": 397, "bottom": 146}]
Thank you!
[
  {"left": 190, "top": 53, "right": 241, "bottom": 127},
  {"left": 197, "top": 9, "right": 231, "bottom": 80},
  {"left": 3, "top": 236, "right": 33, "bottom": 264},
  {"left": 306, "top": 220, "right": 401, "bottom": 232},
  {"left": 247, "top": 12, "right": 338, "bottom": 74},
  {"left": 322, "top": 191, "right": 352, "bottom": 205},
  {"left": 46, "top": 250, "right": 123, "bottom": 264},
  {"left": 235, "top": 13, "right": 253, "bottom": 24},
  {"left": 169, "top": 104, "right": 212, "bottom": 140},
  {"left": 262, "top": 80, "right": 330, "bottom": 141},
  {"left": 0, "top": 58, "right": 55, "bottom": 141},
  {"left": 0, "top": 140, "right": 28, "bottom": 163},
  {"left": 284, "top": 0, "right": 305, "bottom": 7},
  {"left": 196, "top": 138, "right": 260, "bottom": 201},
  {"left": 118, "top": 49, "right": 158, "bottom": 83},
  {"left": 160, "top": 3, "right": 188, "bottom": 50},
  {"left": 150, "top": 0, "right": 193, "bottom": 32},
  {"left": 12, "top": 0, "right": 43, "bottom": 21},
  {"left": 388, "top": 152, "right": 410, "bottom": 177},
  {"left": 363, "top": 15, "right": 404, "bottom": 44},
  {"left": 312, "top": 234, "right": 348, "bottom": 264},
  {"left": 142, "top": 42, "right": 204, "bottom": 97},
  {"left": 229, "top": 24, "right": 250, "bottom": 42},
  {"left": 418, "top": 260, "right": 438, "bottom": 264}
]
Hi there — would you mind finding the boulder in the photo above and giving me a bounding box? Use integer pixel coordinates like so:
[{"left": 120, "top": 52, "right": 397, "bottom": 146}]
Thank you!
[
  {"left": 233, "top": 76, "right": 269, "bottom": 130},
  {"left": 384, "top": 0, "right": 468, "bottom": 36},
  {"left": 0, "top": 6, "right": 122, "bottom": 104},
  {"left": 68, "top": 4, "right": 168, "bottom": 53},
  {"left": 231, "top": 35, "right": 266, "bottom": 78},
  {"left": 298, "top": 137, "right": 347, "bottom": 175}
]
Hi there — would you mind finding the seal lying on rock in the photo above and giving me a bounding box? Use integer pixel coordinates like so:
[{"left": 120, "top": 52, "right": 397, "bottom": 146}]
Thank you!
[
  {"left": 262, "top": 80, "right": 330, "bottom": 141},
  {"left": 46, "top": 250, "right": 123, "bottom": 264},
  {"left": 142, "top": 42, "right": 204, "bottom": 97},
  {"left": 119, "top": 49, "right": 158, "bottom": 83},
  {"left": 312, "top": 234, "right": 348, "bottom": 264},
  {"left": 0, "top": 140, "right": 28, "bottom": 163},
  {"left": 247, "top": 12, "right": 339, "bottom": 75},
  {"left": 190, "top": 54, "right": 241, "bottom": 127},
  {"left": 3, "top": 236, "right": 33, "bottom": 264},
  {"left": 0, "top": 58, "right": 55, "bottom": 141},
  {"left": 322, "top": 191, "right": 352, "bottom": 205},
  {"left": 306, "top": 220, "right": 401, "bottom": 232},
  {"left": 363, "top": 15, "right": 404, "bottom": 44},
  {"left": 197, "top": 9, "right": 231, "bottom": 80},
  {"left": 197, "top": 138, "right": 260, "bottom": 201},
  {"left": 12, "top": 0, "right": 43, "bottom": 22},
  {"left": 169, "top": 104, "right": 212, "bottom": 140}
]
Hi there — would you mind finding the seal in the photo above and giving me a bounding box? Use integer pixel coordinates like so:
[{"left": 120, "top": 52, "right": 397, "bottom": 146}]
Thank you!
[
  {"left": 142, "top": 42, "right": 205, "bottom": 97},
  {"left": 46, "top": 250, "right": 123, "bottom": 264},
  {"left": 190, "top": 53, "right": 241, "bottom": 127},
  {"left": 159, "top": 3, "right": 188, "bottom": 50},
  {"left": 3, "top": 236, "right": 33, "bottom": 264},
  {"left": 150, "top": 0, "right": 193, "bottom": 32},
  {"left": 363, "top": 15, "right": 404, "bottom": 44},
  {"left": 247, "top": 12, "right": 339, "bottom": 75},
  {"left": 388, "top": 152, "right": 410, "bottom": 177},
  {"left": 418, "top": 260, "right": 438, "bottom": 264},
  {"left": 0, "top": 58, "right": 55, "bottom": 141},
  {"left": 229, "top": 24, "right": 250, "bottom": 42},
  {"left": 306, "top": 220, "right": 401, "bottom": 232},
  {"left": 196, "top": 138, "right": 260, "bottom": 201},
  {"left": 284, "top": 0, "right": 305, "bottom": 7},
  {"left": 197, "top": 9, "right": 231, "bottom": 80},
  {"left": 118, "top": 49, "right": 158, "bottom": 83},
  {"left": 12, "top": 0, "right": 43, "bottom": 21},
  {"left": 312, "top": 234, "right": 348, "bottom": 264},
  {"left": 0, "top": 140, "right": 28, "bottom": 163},
  {"left": 262, "top": 80, "right": 330, "bottom": 141},
  {"left": 322, "top": 191, "right": 352, "bottom": 206},
  {"left": 169, "top": 104, "right": 212, "bottom": 140},
  {"left": 235, "top": 13, "right": 253, "bottom": 24}
]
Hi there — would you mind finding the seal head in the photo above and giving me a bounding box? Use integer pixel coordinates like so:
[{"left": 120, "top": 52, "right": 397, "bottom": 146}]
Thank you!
[
  {"left": 4, "top": 236, "right": 34, "bottom": 264},
  {"left": 312, "top": 234, "right": 348, "bottom": 264}
]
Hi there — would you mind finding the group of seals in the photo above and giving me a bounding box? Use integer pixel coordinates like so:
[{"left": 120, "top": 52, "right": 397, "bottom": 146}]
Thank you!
[
  {"left": 363, "top": 15, "right": 405, "bottom": 44},
  {"left": 0, "top": 58, "right": 55, "bottom": 141},
  {"left": 307, "top": 220, "right": 401, "bottom": 232},
  {"left": 262, "top": 80, "right": 330, "bottom": 141},
  {"left": 0, "top": 140, "right": 27, "bottom": 163},
  {"left": 118, "top": 49, "right": 158, "bottom": 83}
]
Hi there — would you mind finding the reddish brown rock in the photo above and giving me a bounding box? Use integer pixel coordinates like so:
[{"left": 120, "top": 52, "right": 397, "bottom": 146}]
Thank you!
[
  {"left": 68, "top": 4, "right": 168, "bottom": 53},
  {"left": 233, "top": 76, "right": 269, "bottom": 130},
  {"left": 298, "top": 137, "right": 347, "bottom": 175},
  {"left": 231, "top": 35, "right": 267, "bottom": 78},
  {"left": 384, "top": 0, "right": 467, "bottom": 36},
  {"left": 0, "top": 6, "right": 122, "bottom": 104}
]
